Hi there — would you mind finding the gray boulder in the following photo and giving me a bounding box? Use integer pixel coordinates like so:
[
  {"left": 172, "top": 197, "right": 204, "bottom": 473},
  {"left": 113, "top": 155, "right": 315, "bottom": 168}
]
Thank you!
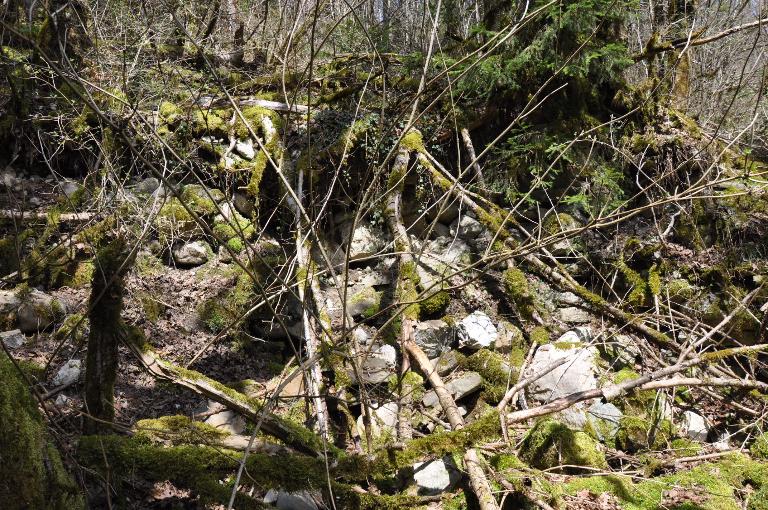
[
  {"left": 0, "top": 329, "right": 25, "bottom": 349},
  {"left": 587, "top": 402, "right": 623, "bottom": 440},
  {"left": 416, "top": 236, "right": 472, "bottom": 291},
  {"left": 345, "top": 285, "right": 382, "bottom": 318},
  {"left": 450, "top": 215, "right": 482, "bottom": 240},
  {"left": 264, "top": 489, "right": 320, "bottom": 510},
  {"left": 558, "top": 306, "right": 592, "bottom": 324},
  {"left": 680, "top": 410, "right": 709, "bottom": 442},
  {"left": 413, "top": 320, "right": 455, "bottom": 358},
  {"left": 494, "top": 321, "right": 524, "bottom": 355},
  {"left": 457, "top": 311, "right": 497, "bottom": 350},
  {"left": 352, "top": 344, "right": 397, "bottom": 384},
  {"left": 342, "top": 223, "right": 386, "bottom": 261},
  {"left": 356, "top": 401, "right": 399, "bottom": 439},
  {"left": 527, "top": 343, "right": 598, "bottom": 403},
  {"left": 597, "top": 333, "right": 641, "bottom": 369},
  {"left": 235, "top": 139, "right": 256, "bottom": 160},
  {"left": 16, "top": 290, "right": 66, "bottom": 333},
  {"left": 430, "top": 350, "right": 461, "bottom": 376},
  {"left": 233, "top": 191, "right": 255, "bottom": 217},
  {"left": 133, "top": 177, "right": 161, "bottom": 195},
  {"left": 205, "top": 409, "right": 246, "bottom": 435}
]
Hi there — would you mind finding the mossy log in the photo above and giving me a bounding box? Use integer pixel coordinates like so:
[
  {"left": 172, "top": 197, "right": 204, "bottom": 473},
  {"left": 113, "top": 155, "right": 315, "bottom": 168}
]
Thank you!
[
  {"left": 77, "top": 433, "right": 433, "bottom": 509},
  {"left": 123, "top": 331, "right": 332, "bottom": 457},
  {"left": 0, "top": 350, "right": 84, "bottom": 509}
]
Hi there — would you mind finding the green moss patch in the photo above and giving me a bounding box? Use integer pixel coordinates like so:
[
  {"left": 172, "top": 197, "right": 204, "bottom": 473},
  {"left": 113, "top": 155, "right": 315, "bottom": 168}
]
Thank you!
[
  {"left": 519, "top": 419, "right": 607, "bottom": 471},
  {"left": 0, "top": 351, "right": 83, "bottom": 509}
]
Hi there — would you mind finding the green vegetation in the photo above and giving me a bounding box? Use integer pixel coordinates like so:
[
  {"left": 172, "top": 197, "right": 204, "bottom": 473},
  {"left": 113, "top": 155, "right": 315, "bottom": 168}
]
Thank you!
[
  {"left": 0, "top": 351, "right": 84, "bottom": 509},
  {"left": 518, "top": 419, "right": 607, "bottom": 471}
]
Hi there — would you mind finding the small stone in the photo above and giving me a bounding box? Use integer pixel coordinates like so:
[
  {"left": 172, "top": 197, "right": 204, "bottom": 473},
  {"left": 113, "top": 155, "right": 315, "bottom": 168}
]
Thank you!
[
  {"left": 413, "top": 456, "right": 462, "bottom": 495},
  {"left": 233, "top": 191, "right": 255, "bottom": 217},
  {"left": 52, "top": 359, "right": 81, "bottom": 387},
  {"left": 235, "top": 139, "right": 256, "bottom": 160},
  {"left": 557, "top": 292, "right": 581, "bottom": 306},
  {"left": 351, "top": 328, "right": 370, "bottom": 345},
  {"left": 433, "top": 200, "right": 461, "bottom": 224},
  {"left": 586, "top": 402, "right": 623, "bottom": 440},
  {"left": 218, "top": 245, "right": 233, "bottom": 263},
  {"left": 422, "top": 371, "right": 482, "bottom": 407},
  {"left": 713, "top": 431, "right": 732, "bottom": 451},
  {"left": 597, "top": 333, "right": 641, "bottom": 369},
  {"left": 457, "top": 311, "right": 497, "bottom": 350},
  {"left": 558, "top": 306, "right": 591, "bottom": 324},
  {"left": 0, "top": 329, "right": 25, "bottom": 349},
  {"left": 431, "top": 222, "right": 451, "bottom": 238},
  {"left": 353, "top": 344, "right": 396, "bottom": 384},
  {"left": 413, "top": 320, "right": 455, "bottom": 358},
  {"left": 450, "top": 215, "right": 482, "bottom": 240},
  {"left": 494, "top": 321, "right": 524, "bottom": 355},
  {"left": 430, "top": 350, "right": 461, "bottom": 376},
  {"left": 60, "top": 180, "right": 83, "bottom": 198},
  {"left": 345, "top": 286, "right": 381, "bottom": 318},
  {"left": 172, "top": 241, "right": 210, "bottom": 266},
  {"left": 555, "top": 327, "right": 592, "bottom": 344},
  {"left": 133, "top": 177, "right": 160, "bottom": 194},
  {"left": 276, "top": 491, "right": 320, "bottom": 510},
  {"left": 205, "top": 410, "right": 246, "bottom": 435},
  {"left": 680, "top": 411, "right": 709, "bottom": 442},
  {"left": 0, "top": 171, "right": 18, "bottom": 188},
  {"left": 356, "top": 401, "right": 399, "bottom": 439},
  {"left": 342, "top": 223, "right": 386, "bottom": 261}
]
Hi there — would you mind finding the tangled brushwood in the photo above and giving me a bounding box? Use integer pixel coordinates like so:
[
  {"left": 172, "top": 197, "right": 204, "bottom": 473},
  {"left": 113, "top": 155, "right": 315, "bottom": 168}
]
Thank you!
[{"left": 1, "top": 0, "right": 767, "bottom": 508}]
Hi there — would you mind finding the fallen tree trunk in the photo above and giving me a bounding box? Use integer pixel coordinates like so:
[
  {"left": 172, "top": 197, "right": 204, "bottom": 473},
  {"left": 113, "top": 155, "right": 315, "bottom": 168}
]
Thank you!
[{"left": 123, "top": 333, "right": 329, "bottom": 457}]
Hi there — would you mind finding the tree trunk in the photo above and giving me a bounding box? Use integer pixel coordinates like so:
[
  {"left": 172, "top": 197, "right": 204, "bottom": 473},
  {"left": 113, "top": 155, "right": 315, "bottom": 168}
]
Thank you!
[{"left": 83, "top": 235, "right": 135, "bottom": 435}]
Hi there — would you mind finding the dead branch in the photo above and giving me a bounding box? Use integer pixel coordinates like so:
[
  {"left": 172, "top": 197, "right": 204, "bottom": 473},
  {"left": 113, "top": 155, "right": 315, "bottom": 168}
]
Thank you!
[
  {"left": 634, "top": 18, "right": 768, "bottom": 61},
  {"left": 387, "top": 136, "right": 500, "bottom": 510},
  {"left": 0, "top": 210, "right": 94, "bottom": 222}
]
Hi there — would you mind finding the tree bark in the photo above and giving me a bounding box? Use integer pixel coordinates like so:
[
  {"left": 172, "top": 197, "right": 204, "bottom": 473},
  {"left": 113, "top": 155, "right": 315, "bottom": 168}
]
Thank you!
[{"left": 83, "top": 235, "right": 135, "bottom": 435}]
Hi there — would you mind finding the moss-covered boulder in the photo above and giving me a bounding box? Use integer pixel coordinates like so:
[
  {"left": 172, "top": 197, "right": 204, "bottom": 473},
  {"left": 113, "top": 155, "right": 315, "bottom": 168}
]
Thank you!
[
  {"left": 615, "top": 416, "right": 674, "bottom": 453},
  {"left": 519, "top": 419, "right": 607, "bottom": 471},
  {"left": 0, "top": 351, "right": 83, "bottom": 509},
  {"left": 0, "top": 287, "right": 67, "bottom": 333}
]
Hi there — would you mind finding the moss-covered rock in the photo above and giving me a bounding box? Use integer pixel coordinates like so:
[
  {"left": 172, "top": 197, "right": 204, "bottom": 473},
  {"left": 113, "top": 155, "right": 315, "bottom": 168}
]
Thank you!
[
  {"left": 212, "top": 209, "right": 256, "bottom": 253},
  {"left": 197, "top": 265, "right": 256, "bottom": 333},
  {"left": 458, "top": 349, "right": 514, "bottom": 404},
  {"left": 615, "top": 416, "right": 674, "bottom": 453},
  {"left": 519, "top": 419, "right": 607, "bottom": 471},
  {"left": 154, "top": 197, "right": 203, "bottom": 243},
  {"left": 180, "top": 184, "right": 225, "bottom": 215},
  {"left": 0, "top": 350, "right": 84, "bottom": 509},
  {"left": 419, "top": 290, "right": 450, "bottom": 318}
]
